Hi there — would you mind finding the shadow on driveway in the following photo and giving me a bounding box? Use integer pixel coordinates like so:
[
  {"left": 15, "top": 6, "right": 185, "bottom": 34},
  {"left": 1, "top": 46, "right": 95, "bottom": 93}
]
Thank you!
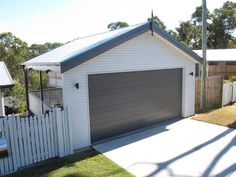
[{"left": 132, "top": 128, "right": 236, "bottom": 177}]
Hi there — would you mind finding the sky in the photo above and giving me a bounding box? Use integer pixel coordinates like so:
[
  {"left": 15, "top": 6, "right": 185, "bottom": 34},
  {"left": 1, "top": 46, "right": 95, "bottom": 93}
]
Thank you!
[{"left": 0, "top": 0, "right": 235, "bottom": 45}]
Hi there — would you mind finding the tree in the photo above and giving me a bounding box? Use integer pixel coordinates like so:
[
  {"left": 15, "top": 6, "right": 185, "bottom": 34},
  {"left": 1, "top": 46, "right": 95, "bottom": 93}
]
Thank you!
[
  {"left": 0, "top": 32, "right": 29, "bottom": 80},
  {"left": 176, "top": 21, "right": 201, "bottom": 49},
  {"left": 208, "top": 1, "right": 236, "bottom": 48},
  {"left": 107, "top": 21, "right": 129, "bottom": 31},
  {"left": 176, "top": 1, "right": 236, "bottom": 49},
  {"left": 148, "top": 15, "right": 167, "bottom": 30}
]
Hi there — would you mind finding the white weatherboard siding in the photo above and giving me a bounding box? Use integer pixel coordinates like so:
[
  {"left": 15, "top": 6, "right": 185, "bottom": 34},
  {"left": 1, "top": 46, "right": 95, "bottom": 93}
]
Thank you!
[{"left": 62, "top": 32, "right": 197, "bottom": 150}]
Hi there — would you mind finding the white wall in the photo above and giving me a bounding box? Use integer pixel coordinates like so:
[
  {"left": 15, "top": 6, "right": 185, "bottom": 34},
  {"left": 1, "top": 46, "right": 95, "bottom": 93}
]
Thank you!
[
  {"left": 62, "top": 32, "right": 197, "bottom": 150},
  {"left": 28, "top": 92, "right": 51, "bottom": 115}
]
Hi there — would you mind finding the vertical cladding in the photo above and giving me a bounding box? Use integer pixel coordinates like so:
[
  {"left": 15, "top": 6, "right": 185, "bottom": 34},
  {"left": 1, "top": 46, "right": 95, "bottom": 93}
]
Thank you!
[{"left": 62, "top": 32, "right": 196, "bottom": 150}]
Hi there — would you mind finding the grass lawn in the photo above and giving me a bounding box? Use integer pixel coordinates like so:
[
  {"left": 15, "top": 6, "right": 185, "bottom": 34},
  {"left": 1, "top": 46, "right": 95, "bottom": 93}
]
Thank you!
[
  {"left": 193, "top": 103, "right": 236, "bottom": 128},
  {"left": 6, "top": 148, "right": 134, "bottom": 177}
]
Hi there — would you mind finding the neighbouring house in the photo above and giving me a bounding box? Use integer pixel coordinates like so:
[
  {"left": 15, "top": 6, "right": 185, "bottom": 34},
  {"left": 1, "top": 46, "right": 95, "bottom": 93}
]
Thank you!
[
  {"left": 0, "top": 62, "right": 14, "bottom": 116},
  {"left": 194, "top": 49, "right": 236, "bottom": 79},
  {"left": 23, "top": 22, "right": 202, "bottom": 150}
]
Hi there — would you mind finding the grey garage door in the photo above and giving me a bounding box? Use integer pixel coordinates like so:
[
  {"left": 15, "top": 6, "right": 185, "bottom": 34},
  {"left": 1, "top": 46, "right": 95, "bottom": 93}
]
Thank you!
[{"left": 88, "top": 68, "right": 182, "bottom": 143}]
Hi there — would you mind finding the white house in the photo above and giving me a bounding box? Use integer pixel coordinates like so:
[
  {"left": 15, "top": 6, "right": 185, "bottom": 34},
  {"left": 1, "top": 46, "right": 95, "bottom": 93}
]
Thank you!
[
  {"left": 0, "top": 62, "right": 14, "bottom": 116},
  {"left": 23, "top": 22, "right": 202, "bottom": 150}
]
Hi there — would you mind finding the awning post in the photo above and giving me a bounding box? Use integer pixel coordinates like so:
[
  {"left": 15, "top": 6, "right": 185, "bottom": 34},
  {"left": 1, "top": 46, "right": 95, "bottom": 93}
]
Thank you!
[
  {"left": 39, "top": 71, "right": 44, "bottom": 114},
  {"left": 23, "top": 66, "right": 30, "bottom": 113}
]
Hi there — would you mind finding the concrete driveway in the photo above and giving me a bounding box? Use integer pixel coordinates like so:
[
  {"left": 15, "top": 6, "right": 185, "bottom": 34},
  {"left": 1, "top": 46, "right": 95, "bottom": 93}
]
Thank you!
[{"left": 94, "top": 118, "right": 236, "bottom": 177}]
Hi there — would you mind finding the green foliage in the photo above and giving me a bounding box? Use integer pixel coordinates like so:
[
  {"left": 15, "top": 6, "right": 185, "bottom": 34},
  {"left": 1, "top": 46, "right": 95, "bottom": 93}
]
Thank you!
[
  {"left": 107, "top": 21, "right": 129, "bottom": 31},
  {"left": 176, "top": 21, "right": 202, "bottom": 49},
  {"left": 176, "top": 1, "right": 236, "bottom": 49},
  {"left": 9, "top": 80, "right": 26, "bottom": 113},
  {"left": 208, "top": 1, "right": 236, "bottom": 49},
  {"left": 0, "top": 32, "right": 29, "bottom": 81},
  {"left": 28, "top": 70, "right": 49, "bottom": 90},
  {"left": 148, "top": 16, "right": 167, "bottom": 30}
]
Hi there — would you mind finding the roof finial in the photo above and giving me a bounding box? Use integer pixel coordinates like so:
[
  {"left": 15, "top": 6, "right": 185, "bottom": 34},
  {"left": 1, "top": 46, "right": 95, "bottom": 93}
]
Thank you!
[
  {"left": 151, "top": 10, "right": 154, "bottom": 36},
  {"left": 151, "top": 10, "right": 154, "bottom": 22}
]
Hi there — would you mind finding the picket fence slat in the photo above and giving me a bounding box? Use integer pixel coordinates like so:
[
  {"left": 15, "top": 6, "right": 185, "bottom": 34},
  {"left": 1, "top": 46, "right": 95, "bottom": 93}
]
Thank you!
[
  {"left": 48, "top": 111, "right": 54, "bottom": 158},
  {"left": 53, "top": 109, "right": 58, "bottom": 156},
  {"left": 17, "top": 117, "right": 24, "bottom": 167},
  {"left": 4, "top": 117, "right": 13, "bottom": 173},
  {"left": 39, "top": 115, "right": 44, "bottom": 161},
  {"left": 30, "top": 116, "right": 37, "bottom": 163},
  {"left": 45, "top": 114, "right": 50, "bottom": 159},
  {"left": 42, "top": 115, "right": 48, "bottom": 159},
  {"left": 25, "top": 117, "right": 33, "bottom": 165},
  {"left": 45, "top": 115, "right": 50, "bottom": 159}
]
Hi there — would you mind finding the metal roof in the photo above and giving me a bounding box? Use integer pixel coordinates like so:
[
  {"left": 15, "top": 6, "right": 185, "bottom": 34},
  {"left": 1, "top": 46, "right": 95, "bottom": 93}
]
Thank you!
[
  {"left": 23, "top": 22, "right": 202, "bottom": 73},
  {"left": 194, "top": 49, "right": 236, "bottom": 62},
  {"left": 0, "top": 62, "right": 14, "bottom": 88}
]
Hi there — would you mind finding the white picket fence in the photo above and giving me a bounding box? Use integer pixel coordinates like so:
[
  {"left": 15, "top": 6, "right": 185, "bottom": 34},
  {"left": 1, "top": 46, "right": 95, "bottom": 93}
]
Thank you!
[
  {"left": 222, "top": 81, "right": 236, "bottom": 106},
  {"left": 0, "top": 107, "right": 73, "bottom": 176}
]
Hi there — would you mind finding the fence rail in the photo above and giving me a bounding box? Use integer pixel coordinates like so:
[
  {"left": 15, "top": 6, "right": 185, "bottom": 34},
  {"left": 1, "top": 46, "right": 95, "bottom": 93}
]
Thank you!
[
  {"left": 0, "top": 108, "right": 72, "bottom": 176},
  {"left": 208, "top": 65, "right": 236, "bottom": 79}
]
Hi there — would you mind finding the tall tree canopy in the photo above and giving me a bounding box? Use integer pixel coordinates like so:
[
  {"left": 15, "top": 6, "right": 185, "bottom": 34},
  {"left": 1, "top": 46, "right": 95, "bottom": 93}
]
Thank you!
[
  {"left": 0, "top": 32, "right": 29, "bottom": 80},
  {"left": 107, "top": 21, "right": 129, "bottom": 30},
  {"left": 176, "top": 1, "right": 236, "bottom": 49}
]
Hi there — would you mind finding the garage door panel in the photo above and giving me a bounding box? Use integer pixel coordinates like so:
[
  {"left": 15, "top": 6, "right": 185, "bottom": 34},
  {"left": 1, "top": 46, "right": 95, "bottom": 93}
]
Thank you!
[
  {"left": 90, "top": 96, "right": 181, "bottom": 119},
  {"left": 89, "top": 70, "right": 180, "bottom": 91},
  {"left": 90, "top": 86, "right": 181, "bottom": 110},
  {"left": 90, "top": 76, "right": 180, "bottom": 93},
  {"left": 89, "top": 69, "right": 182, "bottom": 143}
]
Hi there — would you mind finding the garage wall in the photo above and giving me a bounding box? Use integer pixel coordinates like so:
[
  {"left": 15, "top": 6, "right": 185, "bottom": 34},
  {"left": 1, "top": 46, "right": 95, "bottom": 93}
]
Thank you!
[{"left": 62, "top": 31, "right": 196, "bottom": 150}]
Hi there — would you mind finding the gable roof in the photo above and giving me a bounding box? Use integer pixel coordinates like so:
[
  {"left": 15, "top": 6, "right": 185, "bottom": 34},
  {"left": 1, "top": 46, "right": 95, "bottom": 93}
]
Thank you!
[
  {"left": 0, "top": 62, "right": 14, "bottom": 88},
  {"left": 23, "top": 22, "right": 202, "bottom": 73},
  {"left": 194, "top": 49, "right": 236, "bottom": 62}
]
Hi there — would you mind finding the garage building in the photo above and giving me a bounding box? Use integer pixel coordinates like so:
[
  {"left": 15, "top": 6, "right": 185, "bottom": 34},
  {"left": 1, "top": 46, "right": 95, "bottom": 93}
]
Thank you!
[{"left": 23, "top": 21, "right": 202, "bottom": 150}]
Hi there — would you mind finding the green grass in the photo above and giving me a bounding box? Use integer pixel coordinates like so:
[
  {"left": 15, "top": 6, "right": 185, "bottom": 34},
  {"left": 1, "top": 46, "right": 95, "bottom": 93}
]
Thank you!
[
  {"left": 6, "top": 149, "right": 134, "bottom": 177},
  {"left": 193, "top": 103, "right": 236, "bottom": 128}
]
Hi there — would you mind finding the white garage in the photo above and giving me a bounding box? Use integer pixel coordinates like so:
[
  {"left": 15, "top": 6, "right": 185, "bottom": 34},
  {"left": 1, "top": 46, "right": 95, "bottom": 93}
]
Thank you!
[{"left": 23, "top": 21, "right": 202, "bottom": 150}]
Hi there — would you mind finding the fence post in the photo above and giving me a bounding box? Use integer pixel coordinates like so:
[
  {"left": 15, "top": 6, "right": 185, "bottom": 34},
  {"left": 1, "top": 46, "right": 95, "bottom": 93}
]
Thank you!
[{"left": 55, "top": 108, "right": 64, "bottom": 157}]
